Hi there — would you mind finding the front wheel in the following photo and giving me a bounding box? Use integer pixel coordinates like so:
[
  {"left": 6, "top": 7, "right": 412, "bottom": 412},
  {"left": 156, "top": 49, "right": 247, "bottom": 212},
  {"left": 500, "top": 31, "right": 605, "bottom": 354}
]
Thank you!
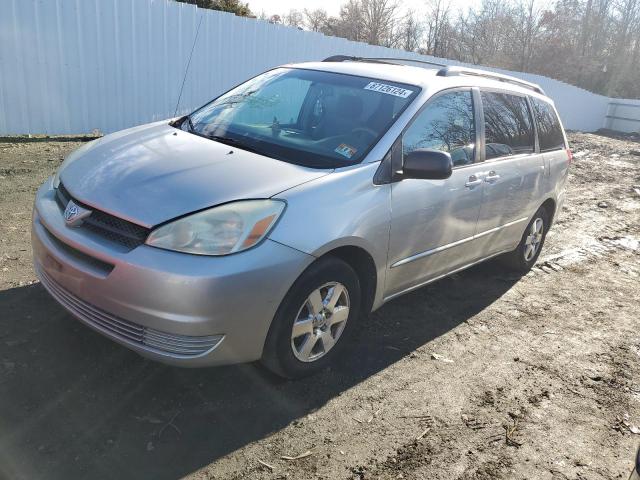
[
  {"left": 499, "top": 207, "right": 549, "bottom": 273},
  {"left": 261, "top": 257, "right": 361, "bottom": 379}
]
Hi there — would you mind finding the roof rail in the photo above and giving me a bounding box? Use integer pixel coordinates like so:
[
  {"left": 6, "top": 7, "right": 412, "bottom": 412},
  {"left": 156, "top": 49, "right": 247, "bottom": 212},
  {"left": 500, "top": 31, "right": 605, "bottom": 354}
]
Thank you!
[
  {"left": 437, "top": 66, "right": 545, "bottom": 94},
  {"left": 323, "top": 55, "right": 363, "bottom": 62},
  {"left": 322, "top": 55, "right": 447, "bottom": 68},
  {"left": 321, "top": 57, "right": 545, "bottom": 94}
]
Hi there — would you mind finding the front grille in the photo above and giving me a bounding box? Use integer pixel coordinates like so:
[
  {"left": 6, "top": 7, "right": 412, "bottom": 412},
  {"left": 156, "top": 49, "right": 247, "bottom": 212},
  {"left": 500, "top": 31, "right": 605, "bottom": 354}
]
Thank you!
[
  {"left": 37, "top": 266, "right": 223, "bottom": 357},
  {"left": 41, "top": 224, "right": 114, "bottom": 276},
  {"left": 56, "top": 183, "right": 150, "bottom": 250}
]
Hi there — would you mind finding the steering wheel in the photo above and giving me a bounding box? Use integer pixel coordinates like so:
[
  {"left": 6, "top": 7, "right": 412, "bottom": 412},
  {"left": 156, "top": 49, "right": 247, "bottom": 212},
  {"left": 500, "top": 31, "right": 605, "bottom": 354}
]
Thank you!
[{"left": 351, "top": 127, "right": 378, "bottom": 141}]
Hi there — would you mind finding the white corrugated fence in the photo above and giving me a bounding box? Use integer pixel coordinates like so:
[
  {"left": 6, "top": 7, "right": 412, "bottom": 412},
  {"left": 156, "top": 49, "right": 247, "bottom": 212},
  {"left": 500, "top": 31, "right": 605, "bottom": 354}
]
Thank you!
[
  {"left": 604, "top": 100, "right": 640, "bottom": 133},
  {"left": 0, "top": 0, "right": 637, "bottom": 135}
]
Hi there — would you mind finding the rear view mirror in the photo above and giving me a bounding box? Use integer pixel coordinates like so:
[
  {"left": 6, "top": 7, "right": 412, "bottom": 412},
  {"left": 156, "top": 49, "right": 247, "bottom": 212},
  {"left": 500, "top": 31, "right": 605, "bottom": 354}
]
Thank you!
[{"left": 402, "top": 149, "right": 453, "bottom": 180}]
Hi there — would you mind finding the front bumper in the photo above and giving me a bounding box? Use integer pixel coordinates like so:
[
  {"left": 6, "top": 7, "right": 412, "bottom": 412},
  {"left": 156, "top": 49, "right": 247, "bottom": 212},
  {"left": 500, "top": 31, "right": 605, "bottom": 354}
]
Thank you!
[{"left": 32, "top": 177, "right": 314, "bottom": 367}]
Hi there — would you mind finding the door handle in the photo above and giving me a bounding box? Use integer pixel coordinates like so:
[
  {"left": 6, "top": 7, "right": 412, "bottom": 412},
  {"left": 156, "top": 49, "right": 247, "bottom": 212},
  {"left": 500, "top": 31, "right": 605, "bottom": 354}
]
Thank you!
[
  {"left": 484, "top": 171, "right": 500, "bottom": 183},
  {"left": 465, "top": 175, "right": 483, "bottom": 188}
]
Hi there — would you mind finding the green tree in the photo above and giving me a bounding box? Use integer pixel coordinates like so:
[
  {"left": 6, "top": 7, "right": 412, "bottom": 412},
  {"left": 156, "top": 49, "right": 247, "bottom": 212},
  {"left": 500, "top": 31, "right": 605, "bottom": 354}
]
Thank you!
[{"left": 174, "top": 0, "right": 252, "bottom": 17}]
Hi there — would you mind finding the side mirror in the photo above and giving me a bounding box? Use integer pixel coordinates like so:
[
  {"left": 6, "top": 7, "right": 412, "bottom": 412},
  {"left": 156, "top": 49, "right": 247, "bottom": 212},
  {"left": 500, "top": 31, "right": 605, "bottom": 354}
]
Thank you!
[{"left": 402, "top": 149, "right": 453, "bottom": 180}]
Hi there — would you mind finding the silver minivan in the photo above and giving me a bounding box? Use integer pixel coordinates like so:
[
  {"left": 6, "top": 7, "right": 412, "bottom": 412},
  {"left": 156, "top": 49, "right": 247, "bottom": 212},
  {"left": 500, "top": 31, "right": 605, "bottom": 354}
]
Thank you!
[{"left": 32, "top": 57, "right": 571, "bottom": 378}]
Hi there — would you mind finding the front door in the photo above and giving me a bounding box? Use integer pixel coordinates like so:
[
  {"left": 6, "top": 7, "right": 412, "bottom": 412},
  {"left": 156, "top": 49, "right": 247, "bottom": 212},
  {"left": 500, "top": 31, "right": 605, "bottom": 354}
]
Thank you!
[{"left": 385, "top": 88, "right": 487, "bottom": 299}]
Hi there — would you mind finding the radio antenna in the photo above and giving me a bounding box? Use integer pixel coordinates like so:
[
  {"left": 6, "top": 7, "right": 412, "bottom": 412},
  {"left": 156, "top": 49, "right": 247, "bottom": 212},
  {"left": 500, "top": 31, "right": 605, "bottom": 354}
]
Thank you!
[{"left": 174, "top": 12, "right": 204, "bottom": 117}]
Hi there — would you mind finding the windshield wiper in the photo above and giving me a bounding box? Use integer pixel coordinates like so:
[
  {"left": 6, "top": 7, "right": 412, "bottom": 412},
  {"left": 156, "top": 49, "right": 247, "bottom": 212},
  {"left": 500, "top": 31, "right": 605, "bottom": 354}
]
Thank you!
[
  {"left": 185, "top": 126, "right": 275, "bottom": 158},
  {"left": 205, "top": 134, "right": 264, "bottom": 155},
  {"left": 185, "top": 115, "right": 195, "bottom": 132}
]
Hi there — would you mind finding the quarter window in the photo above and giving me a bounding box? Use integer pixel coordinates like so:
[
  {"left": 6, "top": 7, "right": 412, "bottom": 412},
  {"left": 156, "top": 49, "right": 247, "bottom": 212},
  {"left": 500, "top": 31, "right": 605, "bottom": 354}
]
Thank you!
[
  {"left": 403, "top": 90, "right": 475, "bottom": 167},
  {"left": 531, "top": 98, "right": 565, "bottom": 151},
  {"left": 481, "top": 92, "right": 534, "bottom": 159}
]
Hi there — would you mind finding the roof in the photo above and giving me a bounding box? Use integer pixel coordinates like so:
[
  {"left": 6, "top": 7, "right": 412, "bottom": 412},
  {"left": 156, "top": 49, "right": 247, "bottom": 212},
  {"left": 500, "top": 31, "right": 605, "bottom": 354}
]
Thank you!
[
  {"left": 285, "top": 59, "right": 549, "bottom": 101},
  {"left": 287, "top": 60, "right": 440, "bottom": 88}
]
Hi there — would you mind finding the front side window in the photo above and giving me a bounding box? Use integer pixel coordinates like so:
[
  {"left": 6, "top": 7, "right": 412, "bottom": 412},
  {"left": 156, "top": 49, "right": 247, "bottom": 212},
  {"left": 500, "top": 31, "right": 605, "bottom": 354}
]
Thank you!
[
  {"left": 481, "top": 91, "right": 534, "bottom": 159},
  {"left": 530, "top": 98, "right": 565, "bottom": 151},
  {"left": 185, "top": 68, "right": 419, "bottom": 168},
  {"left": 402, "top": 90, "right": 476, "bottom": 167}
]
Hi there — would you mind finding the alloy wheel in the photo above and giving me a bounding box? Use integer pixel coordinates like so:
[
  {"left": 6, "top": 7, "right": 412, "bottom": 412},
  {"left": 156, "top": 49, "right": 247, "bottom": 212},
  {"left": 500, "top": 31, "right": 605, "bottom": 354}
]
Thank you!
[
  {"left": 290, "top": 282, "right": 350, "bottom": 362},
  {"left": 524, "top": 217, "right": 544, "bottom": 262}
]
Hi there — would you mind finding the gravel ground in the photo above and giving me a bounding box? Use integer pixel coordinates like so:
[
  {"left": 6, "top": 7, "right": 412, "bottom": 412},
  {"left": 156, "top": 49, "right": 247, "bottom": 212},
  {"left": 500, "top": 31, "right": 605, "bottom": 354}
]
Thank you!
[{"left": 0, "top": 132, "right": 639, "bottom": 480}]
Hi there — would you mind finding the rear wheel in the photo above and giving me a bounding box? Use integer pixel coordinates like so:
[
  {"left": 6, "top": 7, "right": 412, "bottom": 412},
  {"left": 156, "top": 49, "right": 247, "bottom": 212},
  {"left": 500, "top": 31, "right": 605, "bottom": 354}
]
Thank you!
[
  {"left": 500, "top": 207, "right": 549, "bottom": 273},
  {"left": 261, "top": 257, "right": 361, "bottom": 379}
]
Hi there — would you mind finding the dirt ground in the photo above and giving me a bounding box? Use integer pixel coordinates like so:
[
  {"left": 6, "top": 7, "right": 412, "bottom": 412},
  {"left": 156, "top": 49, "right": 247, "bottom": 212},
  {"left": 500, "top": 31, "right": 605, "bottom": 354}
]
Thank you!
[{"left": 0, "top": 131, "right": 639, "bottom": 480}]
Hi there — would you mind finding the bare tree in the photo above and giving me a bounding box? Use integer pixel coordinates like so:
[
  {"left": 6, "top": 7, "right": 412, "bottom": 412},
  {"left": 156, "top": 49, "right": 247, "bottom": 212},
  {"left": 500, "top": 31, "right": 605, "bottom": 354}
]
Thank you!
[
  {"left": 606, "top": 0, "right": 640, "bottom": 94},
  {"left": 424, "top": 0, "right": 453, "bottom": 57},
  {"left": 398, "top": 12, "right": 424, "bottom": 52},
  {"left": 283, "top": 9, "right": 305, "bottom": 29},
  {"left": 512, "top": 0, "right": 543, "bottom": 72},
  {"left": 303, "top": 8, "right": 329, "bottom": 32},
  {"left": 324, "top": 1, "right": 364, "bottom": 42},
  {"left": 359, "top": 0, "right": 401, "bottom": 46},
  {"left": 239, "top": 0, "right": 640, "bottom": 98}
]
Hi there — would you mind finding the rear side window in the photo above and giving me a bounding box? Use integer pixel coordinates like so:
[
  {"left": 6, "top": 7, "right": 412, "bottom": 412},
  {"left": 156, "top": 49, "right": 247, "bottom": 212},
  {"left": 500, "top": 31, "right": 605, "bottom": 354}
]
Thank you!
[
  {"left": 531, "top": 98, "right": 565, "bottom": 151},
  {"left": 403, "top": 90, "right": 475, "bottom": 167},
  {"left": 481, "top": 92, "right": 534, "bottom": 159}
]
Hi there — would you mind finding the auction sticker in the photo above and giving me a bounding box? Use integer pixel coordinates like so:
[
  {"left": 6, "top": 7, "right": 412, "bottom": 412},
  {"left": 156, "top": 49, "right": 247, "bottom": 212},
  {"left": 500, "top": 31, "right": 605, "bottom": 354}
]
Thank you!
[
  {"left": 364, "top": 82, "right": 414, "bottom": 98},
  {"left": 335, "top": 143, "right": 357, "bottom": 159}
]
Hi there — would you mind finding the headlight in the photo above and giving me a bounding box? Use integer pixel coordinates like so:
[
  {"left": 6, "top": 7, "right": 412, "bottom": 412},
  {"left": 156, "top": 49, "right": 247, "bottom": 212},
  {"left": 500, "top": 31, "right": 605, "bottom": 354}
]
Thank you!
[{"left": 145, "top": 200, "right": 285, "bottom": 256}]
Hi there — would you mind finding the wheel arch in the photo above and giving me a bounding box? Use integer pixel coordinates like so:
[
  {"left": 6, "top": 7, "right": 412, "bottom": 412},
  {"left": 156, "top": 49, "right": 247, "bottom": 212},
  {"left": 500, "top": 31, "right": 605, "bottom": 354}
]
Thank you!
[
  {"left": 512, "top": 197, "right": 557, "bottom": 255},
  {"left": 317, "top": 245, "right": 378, "bottom": 316},
  {"left": 540, "top": 197, "right": 557, "bottom": 225}
]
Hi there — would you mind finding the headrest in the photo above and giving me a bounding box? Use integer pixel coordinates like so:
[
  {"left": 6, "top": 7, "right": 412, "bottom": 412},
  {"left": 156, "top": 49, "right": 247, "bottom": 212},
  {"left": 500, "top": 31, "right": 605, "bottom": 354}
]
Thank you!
[{"left": 335, "top": 94, "right": 363, "bottom": 119}]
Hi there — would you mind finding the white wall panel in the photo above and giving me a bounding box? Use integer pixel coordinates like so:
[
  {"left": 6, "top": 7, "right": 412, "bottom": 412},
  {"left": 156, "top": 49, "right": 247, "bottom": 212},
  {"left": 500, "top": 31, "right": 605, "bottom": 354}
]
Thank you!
[
  {"left": 0, "top": 0, "right": 633, "bottom": 135},
  {"left": 604, "top": 100, "right": 640, "bottom": 133}
]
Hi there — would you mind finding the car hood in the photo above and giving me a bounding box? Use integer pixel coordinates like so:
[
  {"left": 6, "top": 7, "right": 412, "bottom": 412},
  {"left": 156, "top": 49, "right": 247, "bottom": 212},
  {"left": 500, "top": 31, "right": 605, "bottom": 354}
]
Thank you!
[{"left": 59, "top": 122, "right": 331, "bottom": 227}]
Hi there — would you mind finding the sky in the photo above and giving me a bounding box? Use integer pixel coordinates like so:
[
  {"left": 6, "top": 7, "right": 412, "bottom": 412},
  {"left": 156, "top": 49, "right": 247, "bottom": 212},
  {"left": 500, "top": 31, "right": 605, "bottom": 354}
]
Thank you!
[{"left": 247, "top": 0, "right": 453, "bottom": 18}]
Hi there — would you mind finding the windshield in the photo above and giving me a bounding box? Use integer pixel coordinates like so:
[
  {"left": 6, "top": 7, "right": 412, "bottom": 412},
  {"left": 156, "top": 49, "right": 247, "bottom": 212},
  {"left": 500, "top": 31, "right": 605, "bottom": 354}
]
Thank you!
[{"left": 184, "top": 68, "right": 420, "bottom": 168}]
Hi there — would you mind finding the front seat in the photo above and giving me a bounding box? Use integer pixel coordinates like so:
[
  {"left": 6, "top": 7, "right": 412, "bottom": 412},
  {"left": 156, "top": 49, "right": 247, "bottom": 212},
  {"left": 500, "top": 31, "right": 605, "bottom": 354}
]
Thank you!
[{"left": 317, "top": 94, "right": 364, "bottom": 139}]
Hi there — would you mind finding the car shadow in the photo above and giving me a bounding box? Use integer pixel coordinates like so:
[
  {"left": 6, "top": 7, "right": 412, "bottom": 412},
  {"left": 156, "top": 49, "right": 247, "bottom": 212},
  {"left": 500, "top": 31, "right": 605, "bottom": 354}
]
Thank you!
[{"left": 0, "top": 261, "right": 521, "bottom": 480}]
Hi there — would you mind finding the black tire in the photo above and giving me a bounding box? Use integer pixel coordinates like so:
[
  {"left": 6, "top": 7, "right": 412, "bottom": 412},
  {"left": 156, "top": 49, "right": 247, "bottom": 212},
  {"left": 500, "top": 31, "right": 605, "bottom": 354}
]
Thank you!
[
  {"left": 499, "top": 206, "right": 550, "bottom": 273},
  {"left": 261, "top": 256, "right": 361, "bottom": 379}
]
